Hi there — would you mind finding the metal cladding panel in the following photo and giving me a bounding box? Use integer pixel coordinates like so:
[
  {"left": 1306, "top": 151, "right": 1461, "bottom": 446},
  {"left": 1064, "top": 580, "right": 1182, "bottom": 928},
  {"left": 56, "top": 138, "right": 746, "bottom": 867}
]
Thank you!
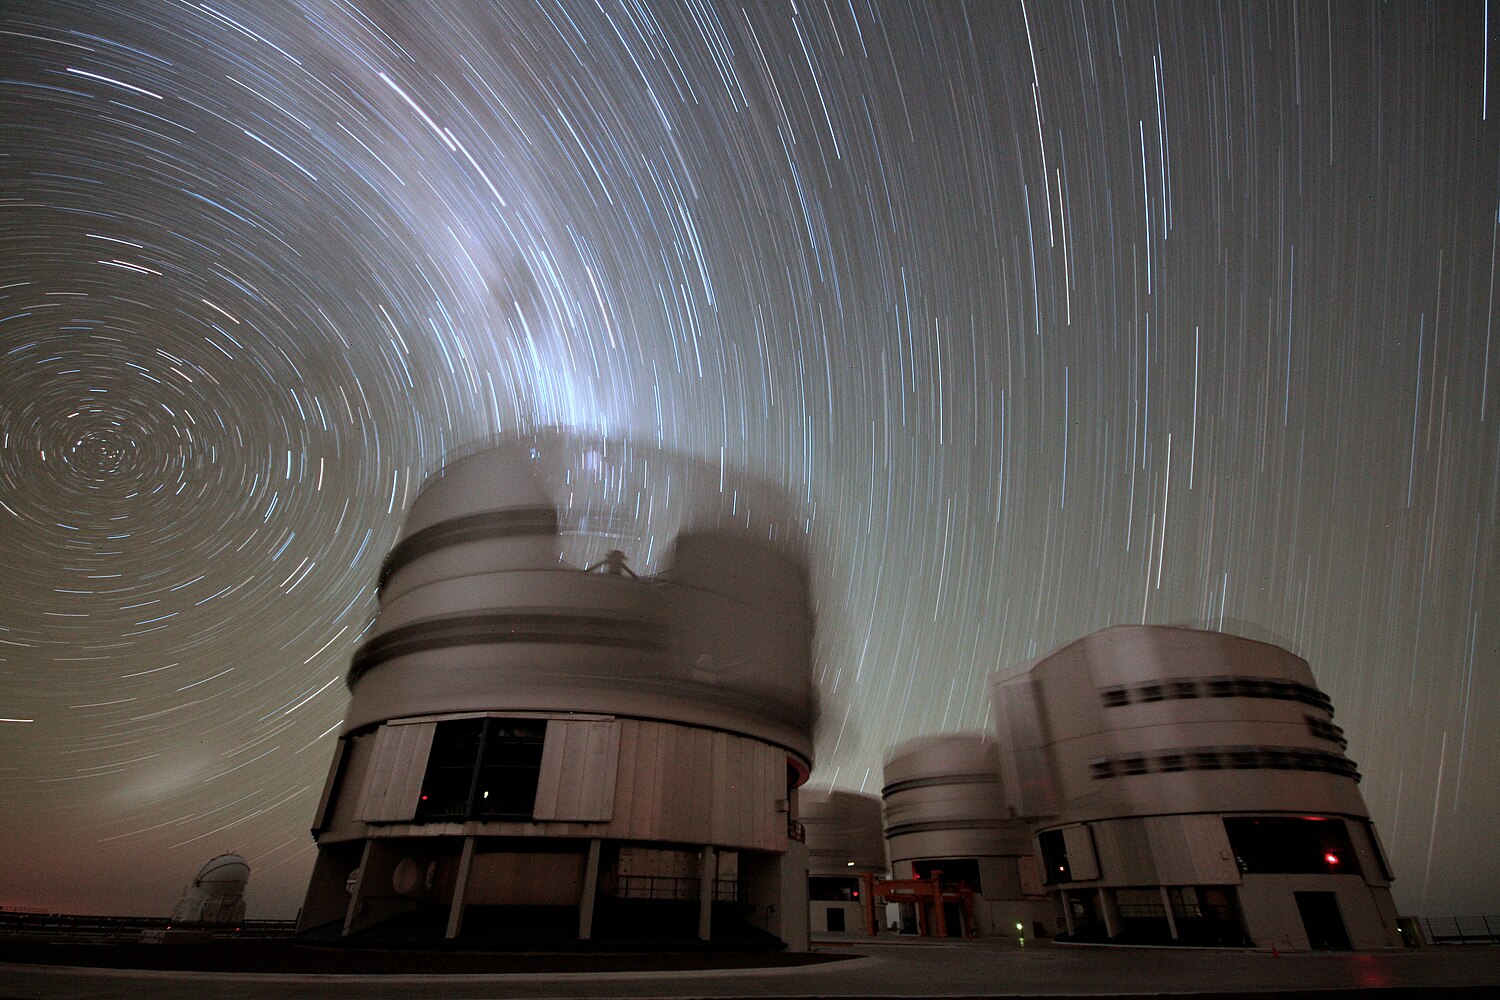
[
  {"left": 599, "top": 719, "right": 785, "bottom": 850},
  {"left": 1061, "top": 823, "right": 1100, "bottom": 880},
  {"left": 534, "top": 719, "right": 621, "bottom": 821},
  {"left": 358, "top": 722, "right": 436, "bottom": 823},
  {"left": 1139, "top": 814, "right": 1239, "bottom": 885}
]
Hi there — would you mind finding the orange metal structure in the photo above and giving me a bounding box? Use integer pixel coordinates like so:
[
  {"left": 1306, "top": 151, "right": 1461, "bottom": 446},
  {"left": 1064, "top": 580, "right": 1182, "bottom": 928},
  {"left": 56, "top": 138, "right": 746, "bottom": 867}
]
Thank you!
[{"left": 861, "top": 870, "right": 979, "bottom": 937}]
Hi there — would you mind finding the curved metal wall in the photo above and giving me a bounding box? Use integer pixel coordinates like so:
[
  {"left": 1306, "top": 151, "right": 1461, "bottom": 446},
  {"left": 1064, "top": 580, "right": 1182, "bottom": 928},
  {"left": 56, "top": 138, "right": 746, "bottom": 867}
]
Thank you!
[
  {"left": 801, "top": 789, "right": 887, "bottom": 875},
  {"left": 991, "top": 625, "right": 1369, "bottom": 825},
  {"left": 343, "top": 440, "right": 815, "bottom": 764},
  {"left": 881, "top": 733, "right": 1033, "bottom": 863}
]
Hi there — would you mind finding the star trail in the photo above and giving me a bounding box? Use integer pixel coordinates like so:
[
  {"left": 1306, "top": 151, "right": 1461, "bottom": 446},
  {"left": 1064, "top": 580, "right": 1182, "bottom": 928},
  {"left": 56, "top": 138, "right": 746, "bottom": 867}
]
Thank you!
[{"left": 0, "top": 1, "right": 1496, "bottom": 919}]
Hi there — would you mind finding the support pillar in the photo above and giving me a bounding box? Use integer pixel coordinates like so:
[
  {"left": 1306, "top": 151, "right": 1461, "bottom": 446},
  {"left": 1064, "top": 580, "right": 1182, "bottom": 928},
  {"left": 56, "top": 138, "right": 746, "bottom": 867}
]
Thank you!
[
  {"left": 698, "top": 845, "right": 717, "bottom": 941},
  {"left": 1160, "top": 885, "right": 1180, "bottom": 940},
  {"left": 342, "top": 840, "right": 376, "bottom": 937},
  {"left": 579, "top": 838, "right": 602, "bottom": 941},
  {"left": 446, "top": 836, "right": 476, "bottom": 940},
  {"left": 1060, "top": 890, "right": 1076, "bottom": 936},
  {"left": 1100, "top": 887, "right": 1121, "bottom": 939}
]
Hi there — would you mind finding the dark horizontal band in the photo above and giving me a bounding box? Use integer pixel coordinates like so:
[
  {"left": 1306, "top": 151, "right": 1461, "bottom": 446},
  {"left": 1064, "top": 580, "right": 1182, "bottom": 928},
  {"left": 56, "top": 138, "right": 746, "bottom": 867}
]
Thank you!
[
  {"left": 1089, "top": 745, "right": 1360, "bottom": 782},
  {"left": 881, "top": 771, "right": 1001, "bottom": 797},
  {"left": 885, "top": 818, "right": 1010, "bottom": 838},
  {"left": 349, "top": 610, "right": 670, "bottom": 683},
  {"left": 379, "top": 505, "right": 560, "bottom": 591}
]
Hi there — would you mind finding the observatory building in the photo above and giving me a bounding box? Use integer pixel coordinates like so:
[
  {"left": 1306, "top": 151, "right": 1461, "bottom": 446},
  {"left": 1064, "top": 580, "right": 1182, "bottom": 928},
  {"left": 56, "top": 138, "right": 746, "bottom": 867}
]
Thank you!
[
  {"left": 991, "top": 625, "right": 1400, "bottom": 950},
  {"left": 800, "top": 789, "right": 887, "bottom": 935},
  {"left": 880, "top": 734, "right": 1052, "bottom": 938},
  {"left": 298, "top": 440, "right": 815, "bottom": 948},
  {"left": 170, "top": 853, "right": 249, "bottom": 926}
]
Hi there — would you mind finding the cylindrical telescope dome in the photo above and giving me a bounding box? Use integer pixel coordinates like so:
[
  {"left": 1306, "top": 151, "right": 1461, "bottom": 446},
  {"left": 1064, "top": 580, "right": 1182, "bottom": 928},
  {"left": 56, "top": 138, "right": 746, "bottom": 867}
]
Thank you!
[
  {"left": 882, "top": 733, "right": 1032, "bottom": 862},
  {"left": 192, "top": 854, "right": 250, "bottom": 897},
  {"left": 343, "top": 433, "right": 815, "bottom": 763},
  {"left": 990, "top": 625, "right": 1368, "bottom": 823},
  {"left": 801, "top": 789, "right": 887, "bottom": 875}
]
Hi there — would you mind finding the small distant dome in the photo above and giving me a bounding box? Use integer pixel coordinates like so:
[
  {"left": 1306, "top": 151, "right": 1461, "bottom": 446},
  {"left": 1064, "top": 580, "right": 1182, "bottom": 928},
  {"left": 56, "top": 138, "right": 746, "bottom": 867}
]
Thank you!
[{"left": 193, "top": 853, "right": 250, "bottom": 897}]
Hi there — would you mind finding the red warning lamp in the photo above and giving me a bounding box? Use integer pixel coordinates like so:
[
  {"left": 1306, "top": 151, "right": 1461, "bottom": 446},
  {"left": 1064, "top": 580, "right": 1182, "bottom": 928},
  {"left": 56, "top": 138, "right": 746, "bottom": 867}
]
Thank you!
[{"left": 1324, "top": 852, "right": 1340, "bottom": 866}]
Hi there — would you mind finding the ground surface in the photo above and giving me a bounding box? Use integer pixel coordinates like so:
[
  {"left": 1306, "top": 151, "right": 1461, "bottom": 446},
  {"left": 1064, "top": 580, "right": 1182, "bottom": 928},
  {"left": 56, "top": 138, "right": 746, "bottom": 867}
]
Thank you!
[{"left": 1, "top": 937, "right": 1498, "bottom": 999}]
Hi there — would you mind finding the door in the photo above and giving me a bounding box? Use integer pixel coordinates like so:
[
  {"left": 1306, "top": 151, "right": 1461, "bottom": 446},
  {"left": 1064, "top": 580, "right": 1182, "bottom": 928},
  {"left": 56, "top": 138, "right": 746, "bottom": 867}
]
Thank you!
[{"left": 1294, "top": 891, "right": 1351, "bottom": 950}]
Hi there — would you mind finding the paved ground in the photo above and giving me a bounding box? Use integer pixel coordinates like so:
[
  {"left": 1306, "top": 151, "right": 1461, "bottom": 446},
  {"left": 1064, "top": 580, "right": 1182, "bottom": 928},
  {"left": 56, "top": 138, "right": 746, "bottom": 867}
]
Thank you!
[{"left": 1, "top": 938, "right": 1498, "bottom": 1000}]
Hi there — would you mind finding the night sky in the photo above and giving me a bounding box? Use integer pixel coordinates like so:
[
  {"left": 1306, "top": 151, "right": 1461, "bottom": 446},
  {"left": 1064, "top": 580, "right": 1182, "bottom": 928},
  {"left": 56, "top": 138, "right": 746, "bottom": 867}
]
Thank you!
[{"left": 0, "top": 1, "right": 1495, "bottom": 920}]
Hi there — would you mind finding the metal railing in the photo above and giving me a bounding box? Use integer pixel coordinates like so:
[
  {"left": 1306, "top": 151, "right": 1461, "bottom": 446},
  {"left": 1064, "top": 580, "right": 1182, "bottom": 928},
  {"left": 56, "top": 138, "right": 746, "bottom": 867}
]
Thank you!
[
  {"left": 611, "top": 875, "right": 739, "bottom": 902},
  {"left": 0, "top": 912, "right": 296, "bottom": 941},
  {"left": 1421, "top": 916, "right": 1500, "bottom": 944}
]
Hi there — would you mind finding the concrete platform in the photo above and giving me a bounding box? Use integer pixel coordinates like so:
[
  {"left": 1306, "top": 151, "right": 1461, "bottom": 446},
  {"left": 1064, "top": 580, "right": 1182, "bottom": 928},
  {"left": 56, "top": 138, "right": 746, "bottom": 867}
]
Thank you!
[{"left": 2, "top": 938, "right": 1498, "bottom": 999}]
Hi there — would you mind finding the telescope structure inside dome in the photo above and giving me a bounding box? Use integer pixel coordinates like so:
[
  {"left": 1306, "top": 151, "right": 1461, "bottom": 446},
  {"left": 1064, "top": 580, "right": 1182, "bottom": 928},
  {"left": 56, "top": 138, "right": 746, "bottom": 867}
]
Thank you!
[{"left": 297, "top": 435, "right": 815, "bottom": 948}]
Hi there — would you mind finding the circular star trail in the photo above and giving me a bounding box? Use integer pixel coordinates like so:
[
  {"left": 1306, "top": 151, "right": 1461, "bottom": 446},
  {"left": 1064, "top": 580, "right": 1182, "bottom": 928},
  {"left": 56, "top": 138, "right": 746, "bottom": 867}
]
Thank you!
[{"left": 0, "top": 2, "right": 1496, "bottom": 918}]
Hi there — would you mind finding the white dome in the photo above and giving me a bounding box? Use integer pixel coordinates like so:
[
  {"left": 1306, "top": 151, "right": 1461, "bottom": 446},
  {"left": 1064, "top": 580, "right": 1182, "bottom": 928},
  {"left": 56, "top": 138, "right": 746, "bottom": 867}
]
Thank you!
[{"left": 192, "top": 853, "right": 250, "bottom": 896}]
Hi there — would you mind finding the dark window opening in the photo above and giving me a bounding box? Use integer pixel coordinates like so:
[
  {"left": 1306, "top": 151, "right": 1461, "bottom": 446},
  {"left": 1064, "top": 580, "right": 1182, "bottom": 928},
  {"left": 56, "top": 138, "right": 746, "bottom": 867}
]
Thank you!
[
  {"left": 416, "top": 717, "right": 545, "bottom": 822},
  {"left": 1138, "top": 684, "right": 1165, "bottom": 702},
  {"left": 825, "top": 907, "right": 846, "bottom": 932},
  {"left": 1223, "top": 817, "right": 1362, "bottom": 876},
  {"left": 809, "top": 876, "right": 861, "bottom": 902},
  {"left": 912, "top": 857, "right": 983, "bottom": 893},
  {"left": 1101, "top": 686, "right": 1131, "bottom": 707},
  {"left": 1038, "top": 830, "right": 1071, "bottom": 884}
]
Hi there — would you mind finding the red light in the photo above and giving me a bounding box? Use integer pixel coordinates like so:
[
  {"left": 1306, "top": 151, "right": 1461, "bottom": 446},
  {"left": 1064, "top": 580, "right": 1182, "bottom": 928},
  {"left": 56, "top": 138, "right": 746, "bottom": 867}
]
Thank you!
[
  {"left": 1324, "top": 852, "right": 1340, "bottom": 866},
  {"left": 421, "top": 794, "right": 428, "bottom": 801}
]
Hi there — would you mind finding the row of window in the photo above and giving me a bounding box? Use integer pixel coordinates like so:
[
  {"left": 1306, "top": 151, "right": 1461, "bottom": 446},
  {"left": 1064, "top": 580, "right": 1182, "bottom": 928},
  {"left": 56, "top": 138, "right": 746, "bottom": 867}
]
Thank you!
[
  {"left": 1305, "top": 715, "right": 1347, "bottom": 748},
  {"left": 1099, "top": 675, "right": 1333, "bottom": 713},
  {"left": 1087, "top": 745, "right": 1360, "bottom": 781}
]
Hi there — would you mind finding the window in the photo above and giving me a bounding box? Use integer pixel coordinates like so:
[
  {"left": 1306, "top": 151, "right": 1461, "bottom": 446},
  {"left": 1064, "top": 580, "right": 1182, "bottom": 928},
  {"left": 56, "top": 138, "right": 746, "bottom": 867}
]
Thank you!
[
  {"left": 1085, "top": 745, "right": 1360, "bottom": 781},
  {"left": 415, "top": 717, "right": 545, "bottom": 821},
  {"left": 1101, "top": 686, "right": 1131, "bottom": 707},
  {"left": 1306, "top": 715, "right": 1348, "bottom": 747},
  {"left": 1223, "top": 817, "right": 1362, "bottom": 876},
  {"left": 809, "top": 876, "right": 861, "bottom": 902},
  {"left": 1038, "top": 830, "right": 1071, "bottom": 884}
]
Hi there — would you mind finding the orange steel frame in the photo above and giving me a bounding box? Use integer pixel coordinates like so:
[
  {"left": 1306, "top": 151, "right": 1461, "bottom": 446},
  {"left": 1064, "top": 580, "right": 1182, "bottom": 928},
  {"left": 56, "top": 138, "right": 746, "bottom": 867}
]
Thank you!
[{"left": 861, "top": 870, "right": 978, "bottom": 938}]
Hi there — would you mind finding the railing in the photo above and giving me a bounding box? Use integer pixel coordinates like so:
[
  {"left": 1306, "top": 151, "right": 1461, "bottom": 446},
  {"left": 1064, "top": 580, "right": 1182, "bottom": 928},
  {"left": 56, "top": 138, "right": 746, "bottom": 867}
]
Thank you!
[
  {"left": 0, "top": 912, "right": 296, "bottom": 941},
  {"left": 612, "top": 876, "right": 739, "bottom": 902},
  {"left": 1422, "top": 916, "right": 1500, "bottom": 944},
  {"left": 788, "top": 818, "right": 806, "bottom": 843}
]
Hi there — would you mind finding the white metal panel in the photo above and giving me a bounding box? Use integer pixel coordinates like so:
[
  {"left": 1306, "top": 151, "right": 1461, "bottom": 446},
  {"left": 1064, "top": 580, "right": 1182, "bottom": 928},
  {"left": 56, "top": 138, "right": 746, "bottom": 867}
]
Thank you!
[
  {"left": 534, "top": 719, "right": 620, "bottom": 821},
  {"left": 1061, "top": 823, "right": 1100, "bottom": 880},
  {"left": 359, "top": 722, "right": 436, "bottom": 822}
]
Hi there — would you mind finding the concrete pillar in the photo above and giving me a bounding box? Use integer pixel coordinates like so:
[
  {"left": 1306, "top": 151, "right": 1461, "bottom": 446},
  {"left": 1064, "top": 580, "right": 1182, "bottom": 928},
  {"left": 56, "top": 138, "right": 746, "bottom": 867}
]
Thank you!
[
  {"left": 446, "top": 836, "right": 476, "bottom": 940},
  {"left": 342, "top": 840, "right": 375, "bottom": 937},
  {"left": 1100, "top": 887, "right": 1121, "bottom": 939},
  {"left": 697, "top": 845, "right": 717, "bottom": 941},
  {"left": 1161, "top": 885, "right": 1180, "bottom": 940},
  {"left": 578, "top": 839, "right": 602, "bottom": 941},
  {"left": 1060, "top": 890, "right": 1076, "bottom": 936}
]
